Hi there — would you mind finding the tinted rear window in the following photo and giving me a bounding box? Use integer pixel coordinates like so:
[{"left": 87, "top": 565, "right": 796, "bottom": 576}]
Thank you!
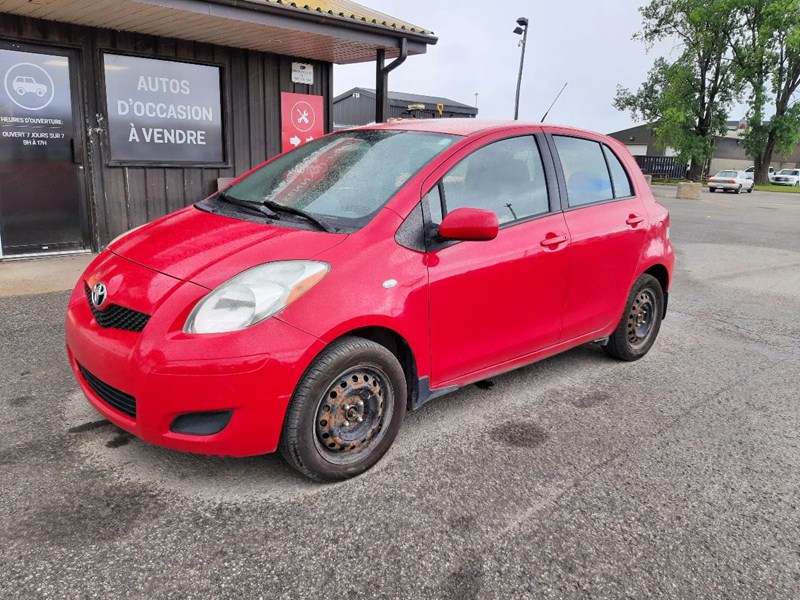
[{"left": 554, "top": 136, "right": 613, "bottom": 207}]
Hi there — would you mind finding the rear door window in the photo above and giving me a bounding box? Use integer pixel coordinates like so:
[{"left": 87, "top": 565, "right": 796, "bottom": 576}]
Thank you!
[{"left": 554, "top": 136, "right": 614, "bottom": 207}]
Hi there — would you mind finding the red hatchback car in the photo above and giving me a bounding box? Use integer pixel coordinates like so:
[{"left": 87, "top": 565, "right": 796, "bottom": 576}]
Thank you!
[{"left": 66, "top": 120, "right": 673, "bottom": 481}]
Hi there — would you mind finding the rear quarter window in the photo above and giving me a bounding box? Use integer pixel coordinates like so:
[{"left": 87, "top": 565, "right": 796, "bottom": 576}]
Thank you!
[{"left": 602, "top": 145, "right": 633, "bottom": 198}]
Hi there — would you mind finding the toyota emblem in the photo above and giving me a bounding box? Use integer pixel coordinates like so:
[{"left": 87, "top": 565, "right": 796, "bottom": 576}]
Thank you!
[{"left": 91, "top": 282, "right": 108, "bottom": 308}]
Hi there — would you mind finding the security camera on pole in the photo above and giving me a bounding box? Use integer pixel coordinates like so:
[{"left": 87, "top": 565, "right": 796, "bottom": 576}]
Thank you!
[{"left": 512, "top": 17, "right": 529, "bottom": 121}]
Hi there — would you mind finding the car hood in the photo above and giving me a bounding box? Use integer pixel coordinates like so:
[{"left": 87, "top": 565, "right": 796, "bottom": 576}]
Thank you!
[{"left": 110, "top": 206, "right": 347, "bottom": 289}]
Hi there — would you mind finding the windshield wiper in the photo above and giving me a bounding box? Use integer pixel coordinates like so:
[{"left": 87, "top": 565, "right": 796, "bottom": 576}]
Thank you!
[
  {"left": 217, "top": 191, "right": 333, "bottom": 233},
  {"left": 217, "top": 191, "right": 278, "bottom": 219},
  {"left": 261, "top": 199, "right": 334, "bottom": 233}
]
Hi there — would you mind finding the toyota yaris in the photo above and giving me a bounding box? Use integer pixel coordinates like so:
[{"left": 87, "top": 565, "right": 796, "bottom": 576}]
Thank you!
[{"left": 66, "top": 120, "right": 674, "bottom": 481}]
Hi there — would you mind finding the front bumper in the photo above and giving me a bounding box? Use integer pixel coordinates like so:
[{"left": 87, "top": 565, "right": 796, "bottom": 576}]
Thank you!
[{"left": 65, "top": 254, "right": 325, "bottom": 457}]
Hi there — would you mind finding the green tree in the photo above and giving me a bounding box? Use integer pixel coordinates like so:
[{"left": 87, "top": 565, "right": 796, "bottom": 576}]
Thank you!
[
  {"left": 615, "top": 0, "right": 740, "bottom": 179},
  {"left": 728, "top": 0, "right": 800, "bottom": 184}
]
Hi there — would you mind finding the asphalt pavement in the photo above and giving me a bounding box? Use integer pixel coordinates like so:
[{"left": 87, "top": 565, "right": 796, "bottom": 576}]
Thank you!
[{"left": 1, "top": 185, "right": 798, "bottom": 598}]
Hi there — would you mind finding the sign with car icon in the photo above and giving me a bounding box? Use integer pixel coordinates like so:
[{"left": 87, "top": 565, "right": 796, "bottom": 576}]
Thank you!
[
  {"left": 12, "top": 75, "right": 48, "bottom": 97},
  {"left": 3, "top": 61, "right": 55, "bottom": 110}
]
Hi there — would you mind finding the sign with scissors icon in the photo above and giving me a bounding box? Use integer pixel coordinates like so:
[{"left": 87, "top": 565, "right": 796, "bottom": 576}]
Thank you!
[{"left": 281, "top": 92, "right": 324, "bottom": 153}]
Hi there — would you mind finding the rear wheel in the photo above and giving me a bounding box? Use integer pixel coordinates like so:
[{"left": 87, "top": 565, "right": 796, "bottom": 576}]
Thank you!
[
  {"left": 603, "top": 274, "right": 664, "bottom": 361},
  {"left": 708, "top": 187, "right": 715, "bottom": 193},
  {"left": 736, "top": 185, "right": 742, "bottom": 194},
  {"left": 279, "top": 336, "right": 406, "bottom": 482}
]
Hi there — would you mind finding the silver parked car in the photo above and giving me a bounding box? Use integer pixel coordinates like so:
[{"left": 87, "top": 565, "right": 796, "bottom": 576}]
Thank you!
[{"left": 708, "top": 170, "right": 755, "bottom": 194}]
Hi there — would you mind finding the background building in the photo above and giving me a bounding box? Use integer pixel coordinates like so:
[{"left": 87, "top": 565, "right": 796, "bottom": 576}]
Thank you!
[
  {"left": 333, "top": 87, "right": 477, "bottom": 128},
  {"left": 609, "top": 121, "right": 800, "bottom": 175},
  {"left": 0, "top": 0, "right": 436, "bottom": 258}
]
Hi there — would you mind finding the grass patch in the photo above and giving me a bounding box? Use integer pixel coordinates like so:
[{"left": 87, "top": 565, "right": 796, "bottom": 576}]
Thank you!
[
  {"left": 754, "top": 184, "right": 800, "bottom": 193},
  {"left": 651, "top": 179, "right": 692, "bottom": 186}
]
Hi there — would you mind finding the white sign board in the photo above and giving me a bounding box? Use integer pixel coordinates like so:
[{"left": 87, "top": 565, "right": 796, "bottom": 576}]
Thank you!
[{"left": 291, "top": 62, "right": 314, "bottom": 85}]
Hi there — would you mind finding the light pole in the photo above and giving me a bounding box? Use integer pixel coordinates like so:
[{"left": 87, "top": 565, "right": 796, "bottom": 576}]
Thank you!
[{"left": 513, "top": 17, "right": 529, "bottom": 121}]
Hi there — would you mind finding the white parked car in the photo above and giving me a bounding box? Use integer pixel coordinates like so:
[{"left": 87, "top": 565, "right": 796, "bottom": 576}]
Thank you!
[
  {"left": 744, "top": 166, "right": 774, "bottom": 181},
  {"left": 771, "top": 169, "right": 800, "bottom": 187},
  {"left": 708, "top": 170, "right": 755, "bottom": 194}
]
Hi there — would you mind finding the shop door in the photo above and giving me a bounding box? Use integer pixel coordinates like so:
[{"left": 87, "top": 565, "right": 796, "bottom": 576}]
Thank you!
[{"left": 0, "top": 45, "right": 88, "bottom": 257}]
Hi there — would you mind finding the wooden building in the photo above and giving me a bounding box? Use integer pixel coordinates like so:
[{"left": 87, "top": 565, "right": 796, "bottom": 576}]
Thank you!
[{"left": 0, "top": 0, "right": 436, "bottom": 258}]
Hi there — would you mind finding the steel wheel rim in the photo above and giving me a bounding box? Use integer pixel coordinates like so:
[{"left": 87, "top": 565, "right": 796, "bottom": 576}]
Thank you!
[
  {"left": 313, "top": 365, "right": 393, "bottom": 466},
  {"left": 626, "top": 288, "right": 658, "bottom": 348}
]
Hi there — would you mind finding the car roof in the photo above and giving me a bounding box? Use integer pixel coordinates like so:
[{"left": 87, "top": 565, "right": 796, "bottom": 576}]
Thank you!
[{"left": 353, "top": 118, "right": 603, "bottom": 138}]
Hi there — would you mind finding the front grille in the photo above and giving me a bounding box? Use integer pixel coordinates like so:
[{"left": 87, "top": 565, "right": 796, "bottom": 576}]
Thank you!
[
  {"left": 85, "top": 284, "right": 151, "bottom": 332},
  {"left": 78, "top": 364, "right": 137, "bottom": 418}
]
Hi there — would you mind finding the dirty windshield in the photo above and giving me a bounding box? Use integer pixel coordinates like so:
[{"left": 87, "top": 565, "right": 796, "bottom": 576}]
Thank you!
[{"left": 222, "top": 130, "right": 459, "bottom": 229}]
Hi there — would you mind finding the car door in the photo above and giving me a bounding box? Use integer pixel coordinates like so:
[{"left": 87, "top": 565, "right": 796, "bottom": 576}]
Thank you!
[
  {"left": 425, "top": 132, "right": 571, "bottom": 386},
  {"left": 548, "top": 131, "right": 648, "bottom": 341}
]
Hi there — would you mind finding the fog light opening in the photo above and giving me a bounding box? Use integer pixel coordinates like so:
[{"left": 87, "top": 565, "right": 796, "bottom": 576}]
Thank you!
[{"left": 170, "top": 410, "right": 233, "bottom": 436}]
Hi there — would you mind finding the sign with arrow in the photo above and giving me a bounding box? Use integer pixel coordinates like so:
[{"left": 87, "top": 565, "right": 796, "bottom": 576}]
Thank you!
[{"left": 281, "top": 92, "right": 324, "bottom": 153}]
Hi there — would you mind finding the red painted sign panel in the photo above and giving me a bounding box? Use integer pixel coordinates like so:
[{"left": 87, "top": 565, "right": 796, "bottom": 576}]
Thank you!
[{"left": 281, "top": 92, "right": 324, "bottom": 153}]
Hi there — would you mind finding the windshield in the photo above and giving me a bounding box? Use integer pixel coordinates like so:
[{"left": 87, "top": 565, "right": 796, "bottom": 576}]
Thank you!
[
  {"left": 221, "top": 130, "right": 459, "bottom": 229},
  {"left": 718, "top": 171, "right": 739, "bottom": 177}
]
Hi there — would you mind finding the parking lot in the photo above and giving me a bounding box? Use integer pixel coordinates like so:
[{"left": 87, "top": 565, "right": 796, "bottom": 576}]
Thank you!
[{"left": 1, "top": 185, "right": 798, "bottom": 599}]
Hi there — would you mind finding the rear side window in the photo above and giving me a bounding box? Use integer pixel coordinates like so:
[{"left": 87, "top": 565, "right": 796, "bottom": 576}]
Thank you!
[
  {"left": 554, "top": 136, "right": 613, "bottom": 207},
  {"left": 602, "top": 145, "right": 633, "bottom": 198},
  {"left": 433, "top": 136, "right": 550, "bottom": 225}
]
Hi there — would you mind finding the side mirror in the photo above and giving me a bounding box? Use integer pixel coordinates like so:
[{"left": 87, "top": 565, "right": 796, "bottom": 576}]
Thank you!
[{"left": 438, "top": 207, "right": 499, "bottom": 242}]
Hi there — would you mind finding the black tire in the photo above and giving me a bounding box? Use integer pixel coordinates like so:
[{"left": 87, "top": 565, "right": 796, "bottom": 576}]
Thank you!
[
  {"left": 747, "top": 185, "right": 753, "bottom": 193},
  {"left": 708, "top": 187, "right": 715, "bottom": 193},
  {"left": 603, "top": 274, "right": 664, "bottom": 362},
  {"left": 736, "top": 185, "right": 742, "bottom": 194},
  {"left": 279, "top": 336, "right": 406, "bottom": 482}
]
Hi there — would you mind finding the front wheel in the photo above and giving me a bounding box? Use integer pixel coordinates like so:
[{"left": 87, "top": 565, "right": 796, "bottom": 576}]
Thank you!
[
  {"left": 603, "top": 274, "right": 664, "bottom": 361},
  {"left": 279, "top": 336, "right": 406, "bottom": 482},
  {"left": 747, "top": 185, "right": 753, "bottom": 193}
]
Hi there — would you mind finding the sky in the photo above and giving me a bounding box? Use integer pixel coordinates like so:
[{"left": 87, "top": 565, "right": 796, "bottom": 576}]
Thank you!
[{"left": 334, "top": 0, "right": 747, "bottom": 134}]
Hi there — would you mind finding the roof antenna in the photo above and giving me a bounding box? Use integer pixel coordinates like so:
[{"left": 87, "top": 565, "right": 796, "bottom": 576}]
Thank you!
[{"left": 541, "top": 82, "right": 568, "bottom": 122}]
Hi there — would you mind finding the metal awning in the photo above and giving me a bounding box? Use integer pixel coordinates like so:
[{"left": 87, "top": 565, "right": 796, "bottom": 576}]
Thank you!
[{"left": 0, "top": 0, "right": 437, "bottom": 64}]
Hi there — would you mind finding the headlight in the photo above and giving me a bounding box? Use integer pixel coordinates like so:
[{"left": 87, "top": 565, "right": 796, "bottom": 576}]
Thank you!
[{"left": 184, "top": 261, "right": 329, "bottom": 334}]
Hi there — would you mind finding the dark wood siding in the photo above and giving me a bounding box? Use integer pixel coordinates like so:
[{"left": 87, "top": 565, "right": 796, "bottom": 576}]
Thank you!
[{"left": 0, "top": 13, "right": 334, "bottom": 248}]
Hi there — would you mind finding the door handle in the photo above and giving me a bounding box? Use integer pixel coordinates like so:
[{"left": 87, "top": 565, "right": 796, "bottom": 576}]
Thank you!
[
  {"left": 626, "top": 215, "right": 645, "bottom": 226},
  {"left": 540, "top": 234, "right": 568, "bottom": 248}
]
